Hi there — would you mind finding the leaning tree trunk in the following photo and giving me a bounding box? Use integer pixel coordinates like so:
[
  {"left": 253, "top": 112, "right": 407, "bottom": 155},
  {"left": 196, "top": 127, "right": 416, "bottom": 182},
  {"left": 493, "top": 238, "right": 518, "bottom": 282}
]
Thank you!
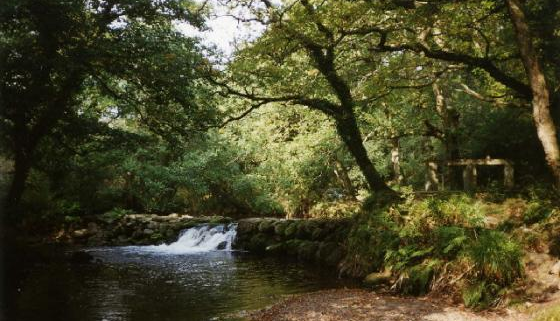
[
  {"left": 335, "top": 113, "right": 395, "bottom": 195},
  {"left": 506, "top": 0, "right": 560, "bottom": 187}
]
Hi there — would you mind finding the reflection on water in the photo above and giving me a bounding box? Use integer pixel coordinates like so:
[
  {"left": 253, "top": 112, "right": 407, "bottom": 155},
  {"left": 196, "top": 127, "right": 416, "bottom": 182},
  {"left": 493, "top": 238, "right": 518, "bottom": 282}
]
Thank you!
[{"left": 6, "top": 247, "right": 351, "bottom": 321}]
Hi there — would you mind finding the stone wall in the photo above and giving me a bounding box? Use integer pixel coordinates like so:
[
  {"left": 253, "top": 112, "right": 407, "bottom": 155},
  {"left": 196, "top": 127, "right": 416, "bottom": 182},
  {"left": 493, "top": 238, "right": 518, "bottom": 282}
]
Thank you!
[
  {"left": 68, "top": 214, "right": 232, "bottom": 246},
  {"left": 66, "top": 214, "right": 352, "bottom": 268},
  {"left": 234, "top": 217, "right": 352, "bottom": 267}
]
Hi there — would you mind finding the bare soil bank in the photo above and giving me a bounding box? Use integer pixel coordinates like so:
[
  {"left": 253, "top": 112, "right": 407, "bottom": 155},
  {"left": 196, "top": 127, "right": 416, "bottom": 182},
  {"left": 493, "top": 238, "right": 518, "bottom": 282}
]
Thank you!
[{"left": 248, "top": 288, "right": 553, "bottom": 321}]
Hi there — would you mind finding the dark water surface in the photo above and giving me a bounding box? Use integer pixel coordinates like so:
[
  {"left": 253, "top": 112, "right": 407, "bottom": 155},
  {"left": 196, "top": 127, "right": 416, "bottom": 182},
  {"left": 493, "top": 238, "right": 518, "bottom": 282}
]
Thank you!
[{"left": 4, "top": 246, "right": 351, "bottom": 321}]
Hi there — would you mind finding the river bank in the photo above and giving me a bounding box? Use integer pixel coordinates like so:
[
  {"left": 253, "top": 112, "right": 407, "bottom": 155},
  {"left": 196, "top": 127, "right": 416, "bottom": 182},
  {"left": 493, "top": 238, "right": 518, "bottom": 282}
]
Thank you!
[
  {"left": 248, "top": 288, "right": 554, "bottom": 321},
  {"left": 15, "top": 195, "right": 560, "bottom": 315}
]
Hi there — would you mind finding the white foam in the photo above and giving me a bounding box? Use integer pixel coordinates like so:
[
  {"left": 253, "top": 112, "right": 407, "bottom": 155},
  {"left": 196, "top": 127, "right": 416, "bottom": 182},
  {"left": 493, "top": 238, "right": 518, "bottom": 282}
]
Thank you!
[{"left": 128, "top": 223, "right": 237, "bottom": 255}]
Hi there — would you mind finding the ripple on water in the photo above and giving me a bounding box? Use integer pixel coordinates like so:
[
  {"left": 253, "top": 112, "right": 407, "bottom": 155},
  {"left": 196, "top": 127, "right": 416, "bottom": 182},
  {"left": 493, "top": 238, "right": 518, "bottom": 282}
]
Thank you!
[{"left": 8, "top": 245, "right": 353, "bottom": 321}]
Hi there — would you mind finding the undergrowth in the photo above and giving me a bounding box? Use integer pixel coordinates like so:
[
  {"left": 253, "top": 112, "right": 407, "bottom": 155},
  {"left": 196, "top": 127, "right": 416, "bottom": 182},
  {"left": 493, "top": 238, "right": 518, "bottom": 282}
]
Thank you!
[
  {"left": 340, "top": 192, "right": 524, "bottom": 309},
  {"left": 533, "top": 304, "right": 560, "bottom": 321}
]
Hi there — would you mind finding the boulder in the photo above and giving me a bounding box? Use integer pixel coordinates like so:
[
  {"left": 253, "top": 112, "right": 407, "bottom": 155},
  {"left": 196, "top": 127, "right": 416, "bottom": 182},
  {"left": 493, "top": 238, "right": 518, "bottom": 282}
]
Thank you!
[
  {"left": 216, "top": 241, "right": 228, "bottom": 250},
  {"left": 237, "top": 219, "right": 260, "bottom": 234},
  {"left": 73, "top": 229, "right": 88, "bottom": 238},
  {"left": 364, "top": 270, "right": 392, "bottom": 287},
  {"left": 153, "top": 216, "right": 170, "bottom": 223}
]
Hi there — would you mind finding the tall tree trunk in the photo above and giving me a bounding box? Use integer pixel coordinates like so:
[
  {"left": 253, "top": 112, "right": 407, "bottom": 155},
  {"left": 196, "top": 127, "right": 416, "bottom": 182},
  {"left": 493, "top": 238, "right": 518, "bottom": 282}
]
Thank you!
[
  {"left": 506, "top": 0, "right": 560, "bottom": 187},
  {"left": 390, "top": 137, "right": 403, "bottom": 184},
  {"left": 2, "top": 71, "right": 83, "bottom": 218},
  {"left": 333, "top": 158, "right": 357, "bottom": 199},
  {"left": 432, "top": 81, "right": 461, "bottom": 188},
  {"left": 336, "top": 113, "right": 395, "bottom": 195},
  {"left": 4, "top": 150, "right": 32, "bottom": 220}
]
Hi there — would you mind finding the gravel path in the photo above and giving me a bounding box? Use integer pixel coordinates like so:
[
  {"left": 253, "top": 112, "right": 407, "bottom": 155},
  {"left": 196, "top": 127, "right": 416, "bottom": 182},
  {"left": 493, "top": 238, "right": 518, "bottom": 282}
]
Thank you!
[{"left": 248, "top": 289, "right": 531, "bottom": 321}]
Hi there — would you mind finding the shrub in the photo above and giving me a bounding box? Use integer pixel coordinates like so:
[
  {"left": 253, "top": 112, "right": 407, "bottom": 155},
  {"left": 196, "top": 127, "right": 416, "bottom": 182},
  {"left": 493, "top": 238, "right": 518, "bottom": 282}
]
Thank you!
[
  {"left": 523, "top": 201, "right": 554, "bottom": 225},
  {"left": 340, "top": 194, "right": 524, "bottom": 309},
  {"left": 100, "top": 208, "right": 133, "bottom": 224},
  {"left": 308, "top": 200, "right": 361, "bottom": 218},
  {"left": 396, "top": 259, "right": 441, "bottom": 296},
  {"left": 465, "top": 230, "right": 523, "bottom": 286},
  {"left": 433, "top": 226, "right": 468, "bottom": 258},
  {"left": 462, "top": 281, "right": 502, "bottom": 309},
  {"left": 339, "top": 209, "right": 398, "bottom": 277}
]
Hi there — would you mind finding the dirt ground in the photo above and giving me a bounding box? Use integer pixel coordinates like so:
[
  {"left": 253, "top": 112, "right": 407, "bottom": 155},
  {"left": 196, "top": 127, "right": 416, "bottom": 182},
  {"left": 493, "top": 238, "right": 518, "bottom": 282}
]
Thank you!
[{"left": 247, "top": 288, "right": 546, "bottom": 321}]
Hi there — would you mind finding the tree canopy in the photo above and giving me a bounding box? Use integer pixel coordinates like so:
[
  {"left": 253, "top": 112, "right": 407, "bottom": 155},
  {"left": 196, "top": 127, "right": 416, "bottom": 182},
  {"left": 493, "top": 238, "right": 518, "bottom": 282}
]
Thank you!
[{"left": 1, "top": 0, "right": 559, "bottom": 221}]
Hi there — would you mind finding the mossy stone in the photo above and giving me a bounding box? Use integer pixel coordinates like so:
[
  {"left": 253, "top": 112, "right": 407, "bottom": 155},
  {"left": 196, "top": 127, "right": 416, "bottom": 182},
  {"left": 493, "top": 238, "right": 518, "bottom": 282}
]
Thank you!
[
  {"left": 284, "top": 222, "right": 298, "bottom": 238},
  {"left": 150, "top": 232, "right": 165, "bottom": 243},
  {"left": 265, "top": 243, "right": 285, "bottom": 254},
  {"left": 248, "top": 233, "right": 270, "bottom": 253},
  {"left": 180, "top": 221, "right": 198, "bottom": 229},
  {"left": 209, "top": 216, "right": 232, "bottom": 224},
  {"left": 304, "top": 220, "right": 319, "bottom": 235},
  {"left": 297, "top": 241, "right": 319, "bottom": 261},
  {"left": 273, "top": 221, "right": 287, "bottom": 235},
  {"left": 237, "top": 220, "right": 259, "bottom": 234},
  {"left": 296, "top": 222, "right": 309, "bottom": 239},
  {"left": 364, "top": 270, "right": 391, "bottom": 287},
  {"left": 285, "top": 239, "right": 302, "bottom": 256},
  {"left": 258, "top": 220, "right": 275, "bottom": 233},
  {"left": 311, "top": 228, "right": 325, "bottom": 241}
]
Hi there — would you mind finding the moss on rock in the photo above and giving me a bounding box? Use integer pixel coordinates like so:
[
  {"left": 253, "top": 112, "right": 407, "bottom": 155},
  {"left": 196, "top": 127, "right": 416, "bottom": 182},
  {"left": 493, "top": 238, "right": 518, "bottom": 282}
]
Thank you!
[
  {"left": 258, "top": 220, "right": 275, "bottom": 233},
  {"left": 284, "top": 222, "right": 298, "bottom": 238}
]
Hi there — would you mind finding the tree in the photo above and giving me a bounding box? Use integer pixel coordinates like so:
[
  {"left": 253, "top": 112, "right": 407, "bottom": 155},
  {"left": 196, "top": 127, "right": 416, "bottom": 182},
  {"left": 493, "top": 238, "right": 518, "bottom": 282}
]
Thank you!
[
  {"left": 0, "top": 0, "right": 212, "bottom": 217},
  {"left": 219, "top": 0, "right": 398, "bottom": 196},
  {"left": 367, "top": 0, "right": 560, "bottom": 187},
  {"left": 505, "top": 0, "right": 560, "bottom": 187}
]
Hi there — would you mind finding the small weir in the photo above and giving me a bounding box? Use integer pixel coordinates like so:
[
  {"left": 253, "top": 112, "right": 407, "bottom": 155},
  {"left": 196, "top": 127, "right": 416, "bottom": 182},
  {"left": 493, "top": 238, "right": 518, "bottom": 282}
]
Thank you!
[{"left": 130, "top": 223, "right": 238, "bottom": 254}]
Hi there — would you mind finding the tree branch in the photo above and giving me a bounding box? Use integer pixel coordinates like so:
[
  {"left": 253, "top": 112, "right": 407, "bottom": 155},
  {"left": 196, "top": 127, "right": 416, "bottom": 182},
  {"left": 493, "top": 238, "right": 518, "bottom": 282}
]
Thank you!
[{"left": 375, "top": 42, "right": 532, "bottom": 99}]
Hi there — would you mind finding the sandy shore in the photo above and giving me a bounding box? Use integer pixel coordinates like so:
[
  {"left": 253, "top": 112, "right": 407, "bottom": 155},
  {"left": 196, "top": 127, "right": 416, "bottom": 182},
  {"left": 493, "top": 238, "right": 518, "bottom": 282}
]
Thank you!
[{"left": 248, "top": 288, "right": 532, "bottom": 321}]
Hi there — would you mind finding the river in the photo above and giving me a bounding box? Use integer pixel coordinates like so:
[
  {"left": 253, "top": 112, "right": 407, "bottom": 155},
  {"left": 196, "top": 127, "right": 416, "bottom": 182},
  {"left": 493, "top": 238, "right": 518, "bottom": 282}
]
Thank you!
[{"left": 3, "top": 224, "right": 351, "bottom": 321}]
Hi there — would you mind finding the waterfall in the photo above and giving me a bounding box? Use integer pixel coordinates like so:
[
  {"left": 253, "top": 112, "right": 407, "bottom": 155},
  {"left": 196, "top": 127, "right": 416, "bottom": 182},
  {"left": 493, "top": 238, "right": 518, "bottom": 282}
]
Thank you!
[{"left": 135, "top": 223, "right": 237, "bottom": 254}]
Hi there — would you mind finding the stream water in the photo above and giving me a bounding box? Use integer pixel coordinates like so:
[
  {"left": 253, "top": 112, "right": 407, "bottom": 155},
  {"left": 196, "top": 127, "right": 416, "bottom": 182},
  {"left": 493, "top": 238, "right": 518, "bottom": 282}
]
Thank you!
[{"left": 4, "top": 224, "right": 351, "bottom": 321}]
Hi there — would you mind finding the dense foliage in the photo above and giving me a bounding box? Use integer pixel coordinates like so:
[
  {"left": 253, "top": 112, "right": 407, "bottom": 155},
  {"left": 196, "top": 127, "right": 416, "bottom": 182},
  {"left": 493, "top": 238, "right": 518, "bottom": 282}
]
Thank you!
[
  {"left": 2, "top": 0, "right": 560, "bottom": 309},
  {"left": 2, "top": 0, "right": 559, "bottom": 220}
]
